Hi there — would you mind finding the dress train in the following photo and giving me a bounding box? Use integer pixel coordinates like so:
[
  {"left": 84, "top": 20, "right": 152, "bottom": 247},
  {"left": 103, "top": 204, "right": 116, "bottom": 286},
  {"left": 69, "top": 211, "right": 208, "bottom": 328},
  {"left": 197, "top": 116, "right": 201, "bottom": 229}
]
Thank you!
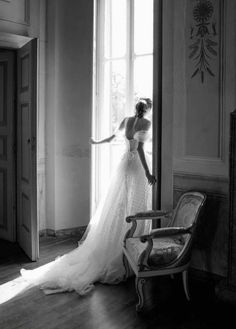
[{"left": 21, "top": 130, "right": 152, "bottom": 294}]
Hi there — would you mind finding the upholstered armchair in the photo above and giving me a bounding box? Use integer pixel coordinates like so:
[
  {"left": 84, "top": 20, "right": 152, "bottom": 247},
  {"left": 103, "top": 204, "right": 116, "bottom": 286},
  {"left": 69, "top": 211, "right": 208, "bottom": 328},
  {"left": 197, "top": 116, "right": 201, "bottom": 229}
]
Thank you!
[{"left": 123, "top": 191, "right": 206, "bottom": 311}]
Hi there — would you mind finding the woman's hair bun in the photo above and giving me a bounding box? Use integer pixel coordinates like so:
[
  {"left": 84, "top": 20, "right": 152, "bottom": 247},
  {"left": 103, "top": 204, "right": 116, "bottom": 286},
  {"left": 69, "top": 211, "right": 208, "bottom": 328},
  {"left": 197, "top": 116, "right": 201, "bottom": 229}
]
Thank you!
[{"left": 135, "top": 98, "right": 152, "bottom": 118}]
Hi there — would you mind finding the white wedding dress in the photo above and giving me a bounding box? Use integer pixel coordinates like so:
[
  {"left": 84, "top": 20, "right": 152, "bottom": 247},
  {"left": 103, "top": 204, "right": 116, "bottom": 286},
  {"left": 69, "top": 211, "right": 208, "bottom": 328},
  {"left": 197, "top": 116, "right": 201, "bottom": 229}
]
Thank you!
[{"left": 21, "top": 118, "right": 152, "bottom": 295}]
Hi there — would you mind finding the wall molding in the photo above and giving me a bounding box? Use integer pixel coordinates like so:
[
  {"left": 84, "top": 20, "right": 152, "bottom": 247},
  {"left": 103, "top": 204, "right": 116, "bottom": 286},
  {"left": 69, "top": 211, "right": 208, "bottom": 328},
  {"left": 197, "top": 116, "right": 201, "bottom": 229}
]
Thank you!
[
  {"left": 0, "top": 135, "right": 7, "bottom": 160},
  {"left": 174, "top": 179, "right": 228, "bottom": 277},
  {"left": 175, "top": 0, "right": 227, "bottom": 176},
  {"left": 228, "top": 110, "right": 236, "bottom": 288},
  {"left": 0, "top": 61, "right": 7, "bottom": 127},
  {"left": 0, "top": 0, "right": 30, "bottom": 26},
  {"left": 174, "top": 186, "right": 228, "bottom": 200},
  {"left": 184, "top": 0, "right": 226, "bottom": 161},
  {"left": 0, "top": 168, "right": 7, "bottom": 230},
  {"left": 174, "top": 171, "right": 229, "bottom": 197},
  {"left": 39, "top": 226, "right": 87, "bottom": 238},
  {"left": 174, "top": 170, "right": 228, "bottom": 183}
]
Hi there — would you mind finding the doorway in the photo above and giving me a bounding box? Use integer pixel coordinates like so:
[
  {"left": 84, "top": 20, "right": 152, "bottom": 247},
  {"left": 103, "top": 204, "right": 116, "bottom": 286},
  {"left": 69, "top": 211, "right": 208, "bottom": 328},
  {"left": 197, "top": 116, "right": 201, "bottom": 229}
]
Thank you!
[{"left": 0, "top": 38, "right": 38, "bottom": 261}]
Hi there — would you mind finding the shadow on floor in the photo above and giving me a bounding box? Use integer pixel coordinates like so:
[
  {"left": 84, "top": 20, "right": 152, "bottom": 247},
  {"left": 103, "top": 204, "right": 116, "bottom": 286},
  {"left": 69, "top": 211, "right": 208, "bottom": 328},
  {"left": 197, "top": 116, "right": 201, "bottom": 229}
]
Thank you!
[{"left": 0, "top": 237, "right": 235, "bottom": 329}]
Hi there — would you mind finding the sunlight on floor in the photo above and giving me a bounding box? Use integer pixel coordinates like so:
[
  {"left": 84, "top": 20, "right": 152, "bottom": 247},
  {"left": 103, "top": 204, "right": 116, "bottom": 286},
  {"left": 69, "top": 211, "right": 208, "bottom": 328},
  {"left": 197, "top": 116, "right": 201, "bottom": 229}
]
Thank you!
[
  {"left": 0, "top": 276, "right": 31, "bottom": 304},
  {"left": 0, "top": 261, "right": 55, "bottom": 305}
]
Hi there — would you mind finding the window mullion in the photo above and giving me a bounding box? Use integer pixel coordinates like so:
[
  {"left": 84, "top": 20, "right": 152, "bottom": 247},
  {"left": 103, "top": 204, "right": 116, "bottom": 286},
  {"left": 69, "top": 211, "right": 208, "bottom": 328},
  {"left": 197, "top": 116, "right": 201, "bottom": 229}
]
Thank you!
[
  {"left": 96, "top": 0, "right": 105, "bottom": 206},
  {"left": 125, "top": 0, "right": 130, "bottom": 116},
  {"left": 99, "top": 0, "right": 105, "bottom": 139},
  {"left": 109, "top": 0, "right": 112, "bottom": 137},
  {"left": 129, "top": 0, "right": 135, "bottom": 116}
]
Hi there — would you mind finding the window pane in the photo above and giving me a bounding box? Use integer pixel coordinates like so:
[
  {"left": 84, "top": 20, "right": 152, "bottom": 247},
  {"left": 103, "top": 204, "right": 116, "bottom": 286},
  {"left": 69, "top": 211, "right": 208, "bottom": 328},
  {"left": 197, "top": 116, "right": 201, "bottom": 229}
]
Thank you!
[
  {"left": 134, "top": 0, "right": 153, "bottom": 55},
  {"left": 111, "top": 60, "right": 127, "bottom": 132},
  {"left": 134, "top": 55, "right": 153, "bottom": 100},
  {"left": 134, "top": 56, "right": 153, "bottom": 159},
  {"left": 104, "top": 0, "right": 127, "bottom": 59},
  {"left": 94, "top": 0, "right": 153, "bottom": 210}
]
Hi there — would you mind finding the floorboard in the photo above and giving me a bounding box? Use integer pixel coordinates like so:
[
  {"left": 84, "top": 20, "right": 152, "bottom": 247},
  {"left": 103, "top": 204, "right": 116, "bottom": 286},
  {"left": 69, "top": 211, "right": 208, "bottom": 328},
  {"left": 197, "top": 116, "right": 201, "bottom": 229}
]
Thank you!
[{"left": 0, "top": 237, "right": 235, "bottom": 329}]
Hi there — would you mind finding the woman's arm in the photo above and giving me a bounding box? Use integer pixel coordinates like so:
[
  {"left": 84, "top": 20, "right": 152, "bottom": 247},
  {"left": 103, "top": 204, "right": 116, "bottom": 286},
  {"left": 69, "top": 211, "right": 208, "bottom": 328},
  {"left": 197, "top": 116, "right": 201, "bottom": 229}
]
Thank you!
[
  {"left": 90, "top": 134, "right": 115, "bottom": 145},
  {"left": 137, "top": 142, "right": 156, "bottom": 185},
  {"left": 90, "top": 118, "right": 126, "bottom": 145}
]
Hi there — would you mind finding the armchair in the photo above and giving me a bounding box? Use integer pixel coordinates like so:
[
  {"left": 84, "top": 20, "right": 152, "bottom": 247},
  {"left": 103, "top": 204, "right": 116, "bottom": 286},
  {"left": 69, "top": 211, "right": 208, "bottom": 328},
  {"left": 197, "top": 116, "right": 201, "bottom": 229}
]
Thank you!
[{"left": 123, "top": 191, "right": 206, "bottom": 311}]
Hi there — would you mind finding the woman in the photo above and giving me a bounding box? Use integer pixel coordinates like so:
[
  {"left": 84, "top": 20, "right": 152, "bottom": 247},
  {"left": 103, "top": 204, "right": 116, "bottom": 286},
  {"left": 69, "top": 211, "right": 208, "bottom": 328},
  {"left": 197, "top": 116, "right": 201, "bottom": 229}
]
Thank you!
[{"left": 21, "top": 98, "right": 156, "bottom": 295}]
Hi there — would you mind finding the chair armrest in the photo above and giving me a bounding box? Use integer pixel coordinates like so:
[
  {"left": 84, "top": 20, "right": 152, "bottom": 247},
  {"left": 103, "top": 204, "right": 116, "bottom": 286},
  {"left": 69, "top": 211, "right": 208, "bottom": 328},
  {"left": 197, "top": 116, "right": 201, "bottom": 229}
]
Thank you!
[
  {"left": 140, "top": 226, "right": 192, "bottom": 242},
  {"left": 126, "top": 210, "right": 170, "bottom": 222},
  {"left": 124, "top": 211, "right": 171, "bottom": 244}
]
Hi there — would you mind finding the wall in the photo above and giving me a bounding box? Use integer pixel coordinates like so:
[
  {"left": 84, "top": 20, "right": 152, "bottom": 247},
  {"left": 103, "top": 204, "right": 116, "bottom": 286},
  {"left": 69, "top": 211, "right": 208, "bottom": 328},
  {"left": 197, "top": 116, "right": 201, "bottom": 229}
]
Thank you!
[
  {"left": 172, "top": 0, "right": 236, "bottom": 277},
  {"left": 46, "top": 0, "right": 94, "bottom": 231},
  {"left": 0, "top": 0, "right": 94, "bottom": 233},
  {"left": 0, "top": 0, "right": 47, "bottom": 231},
  {"left": 161, "top": 0, "right": 174, "bottom": 211}
]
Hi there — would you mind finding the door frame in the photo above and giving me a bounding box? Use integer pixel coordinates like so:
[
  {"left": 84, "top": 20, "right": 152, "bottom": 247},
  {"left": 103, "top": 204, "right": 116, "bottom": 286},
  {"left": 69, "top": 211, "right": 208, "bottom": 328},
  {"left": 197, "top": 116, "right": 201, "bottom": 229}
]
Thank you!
[
  {"left": 0, "top": 49, "right": 16, "bottom": 242},
  {"left": 152, "top": 0, "right": 163, "bottom": 211},
  {"left": 0, "top": 33, "right": 38, "bottom": 258}
]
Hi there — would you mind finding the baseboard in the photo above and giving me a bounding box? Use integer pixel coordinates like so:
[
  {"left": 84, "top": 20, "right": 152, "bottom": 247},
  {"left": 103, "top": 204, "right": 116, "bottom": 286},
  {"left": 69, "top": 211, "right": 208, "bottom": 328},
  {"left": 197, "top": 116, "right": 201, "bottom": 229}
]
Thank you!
[
  {"left": 189, "top": 267, "right": 223, "bottom": 283},
  {"left": 39, "top": 226, "right": 87, "bottom": 238}
]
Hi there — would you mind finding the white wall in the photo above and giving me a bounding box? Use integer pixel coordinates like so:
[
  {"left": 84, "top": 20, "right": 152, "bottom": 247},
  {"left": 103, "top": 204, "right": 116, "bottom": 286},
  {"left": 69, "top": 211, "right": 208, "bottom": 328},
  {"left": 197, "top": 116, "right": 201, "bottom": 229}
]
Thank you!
[
  {"left": 46, "top": 0, "right": 94, "bottom": 230},
  {"left": 161, "top": 0, "right": 174, "bottom": 211},
  {"left": 0, "top": 0, "right": 94, "bottom": 232}
]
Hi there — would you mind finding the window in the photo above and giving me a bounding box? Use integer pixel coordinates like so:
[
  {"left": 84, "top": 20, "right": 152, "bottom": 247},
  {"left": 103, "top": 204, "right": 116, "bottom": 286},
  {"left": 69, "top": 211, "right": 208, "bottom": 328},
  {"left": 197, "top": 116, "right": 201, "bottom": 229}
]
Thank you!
[{"left": 92, "top": 0, "right": 153, "bottom": 211}]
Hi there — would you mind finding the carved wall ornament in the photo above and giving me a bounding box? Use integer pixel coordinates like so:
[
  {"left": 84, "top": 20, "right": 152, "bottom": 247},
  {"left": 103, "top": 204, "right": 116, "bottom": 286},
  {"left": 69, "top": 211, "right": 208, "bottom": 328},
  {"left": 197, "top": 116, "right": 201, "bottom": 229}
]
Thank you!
[{"left": 189, "top": 0, "right": 218, "bottom": 83}]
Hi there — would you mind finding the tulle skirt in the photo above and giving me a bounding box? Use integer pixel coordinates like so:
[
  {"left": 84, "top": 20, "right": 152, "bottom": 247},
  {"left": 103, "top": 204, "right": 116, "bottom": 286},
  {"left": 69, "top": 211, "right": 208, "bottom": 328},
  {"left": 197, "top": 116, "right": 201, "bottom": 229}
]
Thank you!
[{"left": 21, "top": 150, "right": 152, "bottom": 294}]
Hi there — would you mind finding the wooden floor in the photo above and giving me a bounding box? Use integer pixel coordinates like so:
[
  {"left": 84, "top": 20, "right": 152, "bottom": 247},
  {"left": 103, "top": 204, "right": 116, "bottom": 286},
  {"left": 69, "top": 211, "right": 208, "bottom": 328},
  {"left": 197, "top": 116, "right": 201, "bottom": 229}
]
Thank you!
[{"left": 0, "top": 237, "right": 235, "bottom": 329}]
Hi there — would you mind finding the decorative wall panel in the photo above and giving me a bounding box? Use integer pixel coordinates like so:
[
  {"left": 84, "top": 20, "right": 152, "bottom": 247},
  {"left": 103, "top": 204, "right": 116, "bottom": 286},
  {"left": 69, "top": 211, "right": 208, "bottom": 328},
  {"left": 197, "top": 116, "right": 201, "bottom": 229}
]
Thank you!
[
  {"left": 21, "top": 103, "right": 30, "bottom": 183},
  {"left": 228, "top": 110, "right": 236, "bottom": 287},
  {"left": 20, "top": 54, "right": 29, "bottom": 91},
  {"left": 186, "top": 0, "right": 224, "bottom": 159},
  {"left": 174, "top": 182, "right": 228, "bottom": 277},
  {"left": 0, "top": 168, "right": 7, "bottom": 229},
  {"left": 22, "top": 192, "right": 30, "bottom": 232},
  {"left": 0, "top": 62, "right": 7, "bottom": 126},
  {"left": 173, "top": 0, "right": 227, "bottom": 177},
  {"left": 0, "top": 135, "right": 7, "bottom": 160},
  {"left": 0, "top": 0, "right": 29, "bottom": 25}
]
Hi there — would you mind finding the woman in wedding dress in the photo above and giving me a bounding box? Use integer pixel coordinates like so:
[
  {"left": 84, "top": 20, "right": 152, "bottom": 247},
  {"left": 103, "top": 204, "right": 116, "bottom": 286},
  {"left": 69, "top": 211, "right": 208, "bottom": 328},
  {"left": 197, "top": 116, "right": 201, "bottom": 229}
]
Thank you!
[{"left": 21, "top": 98, "right": 156, "bottom": 295}]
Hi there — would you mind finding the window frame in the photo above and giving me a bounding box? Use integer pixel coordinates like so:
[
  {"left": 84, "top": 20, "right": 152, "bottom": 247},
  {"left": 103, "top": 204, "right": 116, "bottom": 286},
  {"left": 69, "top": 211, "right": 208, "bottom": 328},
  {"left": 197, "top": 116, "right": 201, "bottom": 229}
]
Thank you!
[{"left": 92, "top": 0, "right": 160, "bottom": 212}]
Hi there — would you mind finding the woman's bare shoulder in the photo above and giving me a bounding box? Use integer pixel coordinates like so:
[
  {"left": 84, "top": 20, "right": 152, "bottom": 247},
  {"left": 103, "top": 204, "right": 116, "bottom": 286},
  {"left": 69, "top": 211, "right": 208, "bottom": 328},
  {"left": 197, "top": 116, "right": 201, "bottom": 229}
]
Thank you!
[{"left": 142, "top": 118, "right": 151, "bottom": 129}]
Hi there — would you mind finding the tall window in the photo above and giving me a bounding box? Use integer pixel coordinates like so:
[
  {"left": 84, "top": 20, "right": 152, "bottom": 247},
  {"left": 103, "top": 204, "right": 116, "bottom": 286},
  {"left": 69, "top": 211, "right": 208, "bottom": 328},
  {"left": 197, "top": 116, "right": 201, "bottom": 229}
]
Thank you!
[{"left": 92, "top": 0, "right": 153, "bottom": 211}]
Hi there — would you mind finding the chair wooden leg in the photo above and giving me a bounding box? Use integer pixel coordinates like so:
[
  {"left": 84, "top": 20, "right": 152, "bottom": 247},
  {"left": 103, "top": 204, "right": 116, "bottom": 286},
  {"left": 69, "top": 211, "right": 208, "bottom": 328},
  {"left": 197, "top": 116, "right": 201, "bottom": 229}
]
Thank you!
[
  {"left": 135, "top": 277, "right": 146, "bottom": 312},
  {"left": 182, "top": 270, "right": 190, "bottom": 301}
]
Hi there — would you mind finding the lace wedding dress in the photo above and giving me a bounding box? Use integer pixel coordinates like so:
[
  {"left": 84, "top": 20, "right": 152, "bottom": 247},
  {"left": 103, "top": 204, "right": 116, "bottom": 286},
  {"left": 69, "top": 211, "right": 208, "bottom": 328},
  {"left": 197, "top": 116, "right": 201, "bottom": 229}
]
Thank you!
[{"left": 21, "top": 119, "right": 152, "bottom": 295}]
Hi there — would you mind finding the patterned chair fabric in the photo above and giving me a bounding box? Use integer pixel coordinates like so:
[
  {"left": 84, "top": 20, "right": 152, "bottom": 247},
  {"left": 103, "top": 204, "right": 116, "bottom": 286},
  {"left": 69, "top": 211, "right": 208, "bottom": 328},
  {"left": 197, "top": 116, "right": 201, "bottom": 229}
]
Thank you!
[
  {"left": 126, "top": 236, "right": 185, "bottom": 267},
  {"left": 171, "top": 194, "right": 203, "bottom": 237}
]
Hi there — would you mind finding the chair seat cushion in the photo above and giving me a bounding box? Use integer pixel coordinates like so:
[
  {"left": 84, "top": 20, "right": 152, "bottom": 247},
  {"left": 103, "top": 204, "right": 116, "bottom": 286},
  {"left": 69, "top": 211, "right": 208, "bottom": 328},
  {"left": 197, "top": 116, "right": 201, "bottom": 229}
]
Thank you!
[{"left": 126, "top": 236, "right": 185, "bottom": 267}]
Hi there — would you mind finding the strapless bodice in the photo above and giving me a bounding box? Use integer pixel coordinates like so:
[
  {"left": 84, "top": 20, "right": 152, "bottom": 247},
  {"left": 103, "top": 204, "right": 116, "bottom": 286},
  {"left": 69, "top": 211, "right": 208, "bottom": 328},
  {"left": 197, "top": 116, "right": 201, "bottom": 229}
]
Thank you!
[
  {"left": 124, "top": 130, "right": 149, "bottom": 153},
  {"left": 125, "top": 138, "right": 139, "bottom": 152}
]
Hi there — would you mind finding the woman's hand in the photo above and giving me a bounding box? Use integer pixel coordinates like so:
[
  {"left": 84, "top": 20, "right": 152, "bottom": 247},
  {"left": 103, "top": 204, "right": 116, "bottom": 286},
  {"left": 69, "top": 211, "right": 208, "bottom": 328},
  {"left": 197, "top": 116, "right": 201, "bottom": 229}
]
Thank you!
[
  {"left": 145, "top": 171, "right": 156, "bottom": 185},
  {"left": 90, "top": 135, "right": 115, "bottom": 145},
  {"left": 90, "top": 138, "right": 98, "bottom": 145}
]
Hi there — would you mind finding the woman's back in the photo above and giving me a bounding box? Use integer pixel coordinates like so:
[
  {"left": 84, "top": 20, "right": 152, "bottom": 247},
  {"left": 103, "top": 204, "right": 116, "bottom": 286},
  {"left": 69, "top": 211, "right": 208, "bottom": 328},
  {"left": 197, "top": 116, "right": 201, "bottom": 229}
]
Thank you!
[{"left": 125, "top": 117, "right": 151, "bottom": 140}]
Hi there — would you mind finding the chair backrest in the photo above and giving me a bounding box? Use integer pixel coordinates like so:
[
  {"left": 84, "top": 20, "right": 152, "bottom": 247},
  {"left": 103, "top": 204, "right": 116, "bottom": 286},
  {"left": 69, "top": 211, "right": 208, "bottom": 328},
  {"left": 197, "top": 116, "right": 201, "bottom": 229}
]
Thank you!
[
  {"left": 170, "top": 191, "right": 206, "bottom": 230},
  {"left": 168, "top": 191, "right": 206, "bottom": 267}
]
